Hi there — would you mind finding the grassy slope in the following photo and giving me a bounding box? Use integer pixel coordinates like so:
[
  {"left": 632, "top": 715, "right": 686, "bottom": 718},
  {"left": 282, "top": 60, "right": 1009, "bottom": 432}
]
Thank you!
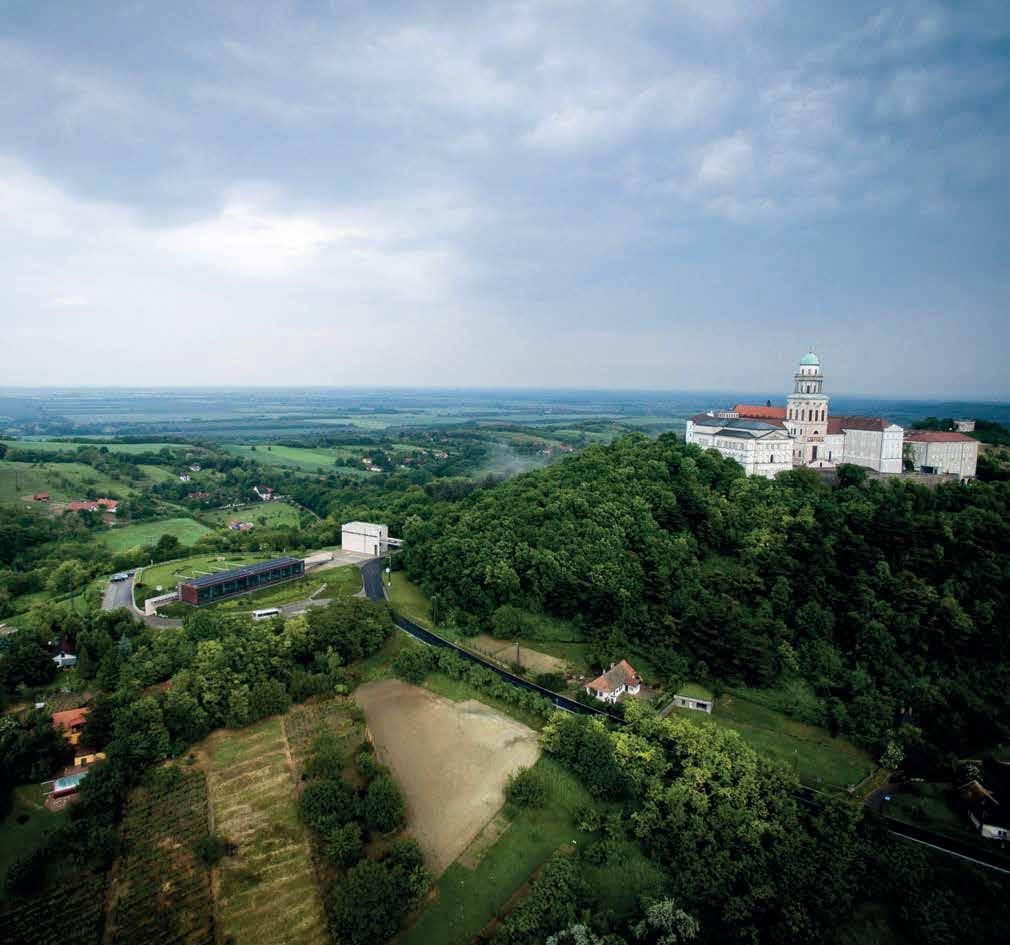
[
  {"left": 387, "top": 572, "right": 433, "bottom": 625},
  {"left": 0, "top": 460, "right": 139, "bottom": 503},
  {"left": 0, "top": 440, "right": 191, "bottom": 455},
  {"left": 96, "top": 517, "right": 213, "bottom": 553},
  {"left": 200, "top": 501, "right": 303, "bottom": 529},
  {"left": 0, "top": 785, "right": 69, "bottom": 901},
  {"left": 668, "top": 691, "right": 873, "bottom": 787}
]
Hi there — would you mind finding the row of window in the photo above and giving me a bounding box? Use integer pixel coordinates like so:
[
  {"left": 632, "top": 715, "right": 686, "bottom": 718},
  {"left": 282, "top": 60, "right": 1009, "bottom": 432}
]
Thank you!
[{"left": 788, "top": 406, "right": 826, "bottom": 422}]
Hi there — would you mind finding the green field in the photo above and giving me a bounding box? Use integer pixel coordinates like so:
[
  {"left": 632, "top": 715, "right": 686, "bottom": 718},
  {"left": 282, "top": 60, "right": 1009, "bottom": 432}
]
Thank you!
[
  {"left": 137, "top": 464, "right": 178, "bottom": 483},
  {"left": 0, "top": 784, "right": 69, "bottom": 899},
  {"left": 1, "top": 439, "right": 192, "bottom": 455},
  {"left": 221, "top": 443, "right": 379, "bottom": 474},
  {"left": 97, "top": 517, "right": 213, "bottom": 553},
  {"left": 0, "top": 460, "right": 139, "bottom": 504},
  {"left": 200, "top": 501, "right": 303, "bottom": 529},
  {"left": 669, "top": 691, "right": 873, "bottom": 788}
]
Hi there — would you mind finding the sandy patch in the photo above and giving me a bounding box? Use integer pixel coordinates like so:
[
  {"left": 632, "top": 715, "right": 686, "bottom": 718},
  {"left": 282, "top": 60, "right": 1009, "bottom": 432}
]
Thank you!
[
  {"left": 468, "top": 634, "right": 567, "bottom": 675},
  {"left": 355, "top": 679, "right": 540, "bottom": 875}
]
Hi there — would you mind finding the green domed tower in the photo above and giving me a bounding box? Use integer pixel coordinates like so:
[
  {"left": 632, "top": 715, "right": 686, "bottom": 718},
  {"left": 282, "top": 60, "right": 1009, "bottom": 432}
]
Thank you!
[{"left": 786, "top": 351, "right": 829, "bottom": 463}]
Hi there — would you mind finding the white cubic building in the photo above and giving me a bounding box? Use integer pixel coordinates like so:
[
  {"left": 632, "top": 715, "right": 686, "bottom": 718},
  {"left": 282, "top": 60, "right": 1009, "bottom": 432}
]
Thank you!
[
  {"left": 904, "top": 431, "right": 979, "bottom": 480},
  {"left": 341, "top": 522, "right": 389, "bottom": 556}
]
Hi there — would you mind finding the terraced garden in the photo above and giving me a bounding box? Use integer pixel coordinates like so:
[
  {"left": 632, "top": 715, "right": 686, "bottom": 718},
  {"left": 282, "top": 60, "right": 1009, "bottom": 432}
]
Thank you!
[{"left": 204, "top": 718, "right": 329, "bottom": 945}]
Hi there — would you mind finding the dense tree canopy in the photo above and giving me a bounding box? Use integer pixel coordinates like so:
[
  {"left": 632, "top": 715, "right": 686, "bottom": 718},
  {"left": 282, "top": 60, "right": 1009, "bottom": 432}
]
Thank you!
[{"left": 404, "top": 434, "right": 1010, "bottom": 764}]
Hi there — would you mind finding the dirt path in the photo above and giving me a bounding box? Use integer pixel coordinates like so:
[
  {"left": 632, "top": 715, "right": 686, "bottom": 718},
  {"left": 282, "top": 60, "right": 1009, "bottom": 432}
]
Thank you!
[{"left": 356, "top": 679, "right": 540, "bottom": 876}]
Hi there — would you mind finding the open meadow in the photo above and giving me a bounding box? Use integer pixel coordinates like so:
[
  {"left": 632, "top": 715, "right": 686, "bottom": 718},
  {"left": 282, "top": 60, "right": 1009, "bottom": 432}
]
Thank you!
[
  {"left": 203, "top": 717, "right": 329, "bottom": 945},
  {"left": 0, "top": 460, "right": 139, "bottom": 505},
  {"left": 199, "top": 501, "right": 303, "bottom": 529},
  {"left": 97, "top": 517, "right": 213, "bottom": 553}
]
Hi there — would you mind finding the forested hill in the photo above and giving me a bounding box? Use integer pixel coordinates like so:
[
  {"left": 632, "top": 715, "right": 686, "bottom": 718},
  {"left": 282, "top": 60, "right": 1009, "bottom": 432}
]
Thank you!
[{"left": 402, "top": 433, "right": 1010, "bottom": 767}]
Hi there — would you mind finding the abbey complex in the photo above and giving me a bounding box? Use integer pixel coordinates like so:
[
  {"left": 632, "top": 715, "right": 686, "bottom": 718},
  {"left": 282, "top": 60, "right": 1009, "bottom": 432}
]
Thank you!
[{"left": 685, "top": 352, "right": 979, "bottom": 480}]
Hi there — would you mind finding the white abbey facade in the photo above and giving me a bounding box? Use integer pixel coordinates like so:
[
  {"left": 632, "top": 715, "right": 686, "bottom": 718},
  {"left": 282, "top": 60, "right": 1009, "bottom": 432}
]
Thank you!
[{"left": 686, "top": 352, "right": 922, "bottom": 479}]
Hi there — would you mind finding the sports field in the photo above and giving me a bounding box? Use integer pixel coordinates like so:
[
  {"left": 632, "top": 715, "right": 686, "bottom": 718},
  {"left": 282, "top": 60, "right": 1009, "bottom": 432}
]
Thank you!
[
  {"left": 97, "top": 517, "right": 213, "bottom": 553},
  {"left": 203, "top": 718, "right": 329, "bottom": 945}
]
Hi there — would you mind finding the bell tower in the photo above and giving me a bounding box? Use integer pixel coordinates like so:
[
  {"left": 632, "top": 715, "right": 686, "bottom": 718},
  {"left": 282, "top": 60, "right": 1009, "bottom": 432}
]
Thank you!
[{"left": 786, "top": 351, "right": 829, "bottom": 464}]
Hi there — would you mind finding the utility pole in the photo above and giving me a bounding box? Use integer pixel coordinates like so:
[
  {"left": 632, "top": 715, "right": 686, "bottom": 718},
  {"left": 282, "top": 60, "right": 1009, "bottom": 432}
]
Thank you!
[
  {"left": 515, "top": 639, "right": 520, "bottom": 668},
  {"left": 432, "top": 593, "right": 438, "bottom": 626}
]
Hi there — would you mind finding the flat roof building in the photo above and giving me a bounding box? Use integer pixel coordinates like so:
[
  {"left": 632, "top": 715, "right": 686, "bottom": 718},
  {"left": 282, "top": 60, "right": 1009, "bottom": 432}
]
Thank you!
[
  {"left": 178, "top": 556, "right": 304, "bottom": 607},
  {"left": 341, "top": 522, "right": 389, "bottom": 556}
]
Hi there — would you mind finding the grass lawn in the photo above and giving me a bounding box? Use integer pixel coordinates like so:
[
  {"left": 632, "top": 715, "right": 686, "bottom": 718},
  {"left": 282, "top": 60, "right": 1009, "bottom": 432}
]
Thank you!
[
  {"left": 388, "top": 572, "right": 434, "bottom": 625},
  {"left": 137, "top": 463, "right": 178, "bottom": 483},
  {"left": 96, "top": 517, "right": 212, "bottom": 553},
  {"left": 200, "top": 501, "right": 303, "bottom": 529},
  {"left": 422, "top": 671, "right": 547, "bottom": 732},
  {"left": 668, "top": 691, "right": 873, "bottom": 788},
  {"left": 674, "top": 681, "right": 714, "bottom": 701},
  {"left": 135, "top": 553, "right": 267, "bottom": 599},
  {"left": 0, "top": 784, "right": 69, "bottom": 900},
  {"left": 402, "top": 758, "right": 592, "bottom": 945},
  {"left": 191, "top": 565, "right": 361, "bottom": 613},
  {"left": 884, "top": 782, "right": 979, "bottom": 843}
]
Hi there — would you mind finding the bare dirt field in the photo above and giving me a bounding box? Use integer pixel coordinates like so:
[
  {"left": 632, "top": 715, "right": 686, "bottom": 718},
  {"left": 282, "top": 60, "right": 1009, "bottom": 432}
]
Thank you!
[
  {"left": 355, "top": 679, "right": 540, "bottom": 875},
  {"left": 469, "top": 634, "right": 567, "bottom": 675}
]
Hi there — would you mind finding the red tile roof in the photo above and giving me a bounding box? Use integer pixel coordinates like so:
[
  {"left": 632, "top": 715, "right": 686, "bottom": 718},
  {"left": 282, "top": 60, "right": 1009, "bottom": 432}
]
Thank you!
[
  {"left": 905, "top": 430, "right": 976, "bottom": 443},
  {"left": 52, "top": 707, "right": 89, "bottom": 731},
  {"left": 827, "top": 415, "right": 893, "bottom": 434},
  {"left": 66, "top": 500, "right": 100, "bottom": 512},
  {"left": 733, "top": 404, "right": 787, "bottom": 420},
  {"left": 587, "top": 659, "right": 639, "bottom": 694},
  {"left": 97, "top": 498, "right": 118, "bottom": 510}
]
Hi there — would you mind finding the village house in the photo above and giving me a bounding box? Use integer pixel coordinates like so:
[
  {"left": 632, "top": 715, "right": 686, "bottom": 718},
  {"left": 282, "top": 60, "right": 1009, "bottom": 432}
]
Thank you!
[
  {"left": 52, "top": 707, "right": 89, "bottom": 746},
  {"left": 585, "top": 660, "right": 641, "bottom": 704},
  {"left": 228, "top": 520, "right": 254, "bottom": 531},
  {"left": 33, "top": 492, "right": 49, "bottom": 501},
  {"left": 958, "top": 760, "right": 1010, "bottom": 840},
  {"left": 253, "top": 485, "right": 275, "bottom": 501}
]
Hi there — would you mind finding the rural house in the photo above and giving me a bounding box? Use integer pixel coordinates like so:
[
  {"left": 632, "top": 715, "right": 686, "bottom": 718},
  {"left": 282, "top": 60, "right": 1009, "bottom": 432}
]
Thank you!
[
  {"left": 52, "top": 708, "right": 89, "bottom": 746},
  {"left": 586, "top": 660, "right": 641, "bottom": 704},
  {"left": 33, "top": 492, "right": 49, "bottom": 501},
  {"left": 959, "top": 760, "right": 1010, "bottom": 840}
]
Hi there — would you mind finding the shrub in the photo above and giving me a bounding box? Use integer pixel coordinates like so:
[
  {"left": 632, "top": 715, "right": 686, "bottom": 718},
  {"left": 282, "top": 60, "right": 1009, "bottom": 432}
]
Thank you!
[
  {"left": 330, "top": 859, "right": 403, "bottom": 945},
  {"left": 196, "top": 833, "right": 234, "bottom": 867},
  {"left": 365, "top": 774, "right": 405, "bottom": 833},
  {"left": 574, "top": 802, "right": 601, "bottom": 833},
  {"left": 535, "top": 671, "right": 566, "bottom": 691},
  {"left": 356, "top": 749, "right": 385, "bottom": 782},
  {"left": 299, "top": 777, "right": 357, "bottom": 831},
  {"left": 392, "top": 646, "right": 435, "bottom": 683},
  {"left": 505, "top": 765, "right": 549, "bottom": 808},
  {"left": 323, "top": 821, "right": 363, "bottom": 868}
]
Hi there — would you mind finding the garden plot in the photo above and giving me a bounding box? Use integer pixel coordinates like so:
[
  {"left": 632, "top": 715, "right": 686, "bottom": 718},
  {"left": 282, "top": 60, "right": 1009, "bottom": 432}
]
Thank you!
[
  {"left": 355, "top": 679, "right": 540, "bottom": 875},
  {"left": 204, "top": 719, "right": 328, "bottom": 945}
]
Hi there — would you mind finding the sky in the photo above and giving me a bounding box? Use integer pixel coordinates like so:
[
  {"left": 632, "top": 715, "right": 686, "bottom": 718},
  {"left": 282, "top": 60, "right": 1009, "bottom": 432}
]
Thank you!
[{"left": 1, "top": 1, "right": 1008, "bottom": 397}]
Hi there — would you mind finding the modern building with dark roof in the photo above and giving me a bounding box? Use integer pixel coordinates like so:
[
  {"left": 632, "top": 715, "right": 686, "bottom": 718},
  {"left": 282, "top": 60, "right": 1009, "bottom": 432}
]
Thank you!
[{"left": 177, "top": 556, "right": 304, "bottom": 606}]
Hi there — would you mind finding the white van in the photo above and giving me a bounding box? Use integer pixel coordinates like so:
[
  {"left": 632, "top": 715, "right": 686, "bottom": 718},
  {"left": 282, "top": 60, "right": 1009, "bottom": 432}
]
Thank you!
[{"left": 252, "top": 607, "right": 281, "bottom": 620}]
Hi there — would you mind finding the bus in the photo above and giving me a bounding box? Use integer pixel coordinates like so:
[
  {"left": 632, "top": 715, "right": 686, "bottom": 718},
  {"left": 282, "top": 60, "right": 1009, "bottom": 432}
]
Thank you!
[{"left": 252, "top": 607, "right": 281, "bottom": 620}]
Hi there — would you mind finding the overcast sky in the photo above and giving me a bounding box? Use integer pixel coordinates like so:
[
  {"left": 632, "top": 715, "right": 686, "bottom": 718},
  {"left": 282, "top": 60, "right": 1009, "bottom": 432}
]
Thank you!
[{"left": 2, "top": 1, "right": 1008, "bottom": 397}]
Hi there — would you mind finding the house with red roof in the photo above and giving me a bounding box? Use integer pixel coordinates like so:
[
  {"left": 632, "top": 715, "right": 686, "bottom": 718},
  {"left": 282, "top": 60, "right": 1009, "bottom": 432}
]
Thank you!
[
  {"left": 585, "top": 660, "right": 641, "bottom": 704},
  {"left": 52, "top": 707, "right": 90, "bottom": 746}
]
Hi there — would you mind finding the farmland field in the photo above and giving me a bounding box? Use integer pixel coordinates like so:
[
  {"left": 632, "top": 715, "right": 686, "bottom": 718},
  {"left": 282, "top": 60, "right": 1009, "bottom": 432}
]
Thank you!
[
  {"left": 200, "top": 501, "right": 303, "bottom": 529},
  {"left": 0, "top": 460, "right": 139, "bottom": 504},
  {"left": 221, "top": 443, "right": 376, "bottom": 473},
  {"left": 108, "top": 769, "right": 214, "bottom": 945},
  {"left": 0, "top": 439, "right": 195, "bottom": 455},
  {"left": 203, "top": 717, "right": 329, "bottom": 945},
  {"left": 356, "top": 679, "right": 540, "bottom": 875},
  {"left": 97, "top": 517, "right": 213, "bottom": 553}
]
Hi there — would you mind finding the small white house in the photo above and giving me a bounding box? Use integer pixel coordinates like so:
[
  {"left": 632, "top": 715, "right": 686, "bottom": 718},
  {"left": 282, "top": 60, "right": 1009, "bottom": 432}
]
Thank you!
[
  {"left": 53, "top": 653, "right": 77, "bottom": 670},
  {"left": 586, "top": 660, "right": 641, "bottom": 704},
  {"left": 341, "top": 522, "right": 389, "bottom": 556}
]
